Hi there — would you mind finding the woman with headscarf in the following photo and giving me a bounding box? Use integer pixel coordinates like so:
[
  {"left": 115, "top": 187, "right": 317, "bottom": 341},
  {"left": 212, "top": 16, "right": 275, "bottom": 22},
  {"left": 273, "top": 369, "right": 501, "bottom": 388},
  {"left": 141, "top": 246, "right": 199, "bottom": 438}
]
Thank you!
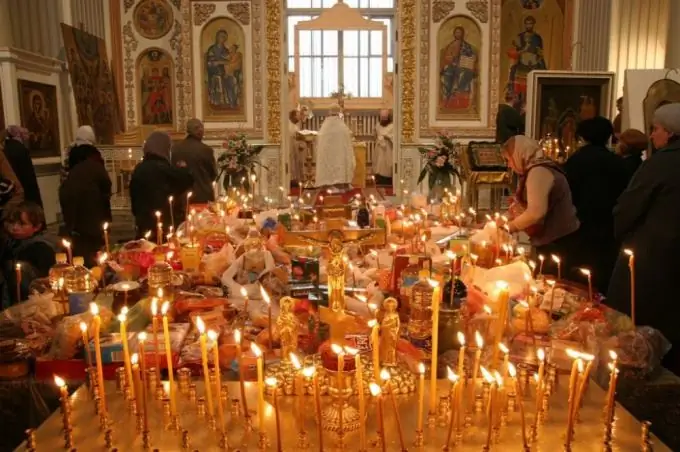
[
  {"left": 129, "top": 131, "right": 193, "bottom": 238},
  {"left": 503, "top": 135, "right": 581, "bottom": 278},
  {"left": 59, "top": 125, "right": 112, "bottom": 267},
  {"left": 616, "top": 128, "right": 648, "bottom": 183},
  {"left": 2, "top": 126, "right": 42, "bottom": 207},
  {"left": 607, "top": 103, "right": 680, "bottom": 375},
  {"left": 563, "top": 116, "right": 628, "bottom": 293}
]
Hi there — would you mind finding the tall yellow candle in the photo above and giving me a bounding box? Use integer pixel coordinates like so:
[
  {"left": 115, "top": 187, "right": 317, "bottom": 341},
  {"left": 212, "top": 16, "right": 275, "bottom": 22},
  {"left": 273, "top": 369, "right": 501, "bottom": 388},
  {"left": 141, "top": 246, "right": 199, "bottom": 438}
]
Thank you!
[
  {"left": 346, "top": 347, "right": 366, "bottom": 450},
  {"left": 534, "top": 349, "right": 546, "bottom": 415},
  {"left": 624, "top": 249, "right": 635, "bottom": 324},
  {"left": 251, "top": 343, "right": 265, "bottom": 432},
  {"left": 290, "top": 353, "right": 304, "bottom": 433},
  {"left": 137, "top": 332, "right": 148, "bottom": 395},
  {"left": 468, "top": 331, "right": 483, "bottom": 412},
  {"left": 331, "top": 344, "right": 345, "bottom": 437},
  {"left": 566, "top": 349, "right": 581, "bottom": 406},
  {"left": 265, "top": 377, "right": 283, "bottom": 452},
  {"left": 368, "top": 319, "right": 380, "bottom": 381},
  {"left": 565, "top": 359, "right": 584, "bottom": 446},
  {"left": 208, "top": 330, "right": 225, "bottom": 433},
  {"left": 90, "top": 303, "right": 107, "bottom": 415},
  {"left": 118, "top": 307, "right": 134, "bottom": 399},
  {"left": 482, "top": 368, "right": 498, "bottom": 450},
  {"left": 102, "top": 222, "right": 110, "bottom": 254},
  {"left": 579, "top": 268, "right": 593, "bottom": 303},
  {"left": 150, "top": 299, "right": 161, "bottom": 379},
  {"left": 509, "top": 364, "right": 528, "bottom": 449},
  {"left": 79, "top": 321, "right": 93, "bottom": 369},
  {"left": 491, "top": 281, "right": 510, "bottom": 370},
  {"left": 161, "top": 301, "right": 177, "bottom": 416},
  {"left": 500, "top": 343, "right": 510, "bottom": 382},
  {"left": 131, "top": 354, "right": 145, "bottom": 428},
  {"left": 62, "top": 239, "right": 72, "bottom": 265},
  {"left": 168, "top": 196, "right": 175, "bottom": 229},
  {"left": 417, "top": 362, "right": 425, "bottom": 433},
  {"left": 605, "top": 358, "right": 619, "bottom": 424},
  {"left": 429, "top": 279, "right": 442, "bottom": 415},
  {"left": 551, "top": 254, "right": 562, "bottom": 280},
  {"left": 381, "top": 368, "right": 407, "bottom": 451},
  {"left": 308, "top": 367, "right": 324, "bottom": 451},
  {"left": 369, "top": 383, "right": 386, "bottom": 452},
  {"left": 445, "top": 368, "right": 460, "bottom": 448},
  {"left": 196, "top": 318, "right": 214, "bottom": 419},
  {"left": 234, "top": 330, "right": 249, "bottom": 419},
  {"left": 185, "top": 191, "right": 192, "bottom": 220},
  {"left": 456, "top": 332, "right": 466, "bottom": 378}
]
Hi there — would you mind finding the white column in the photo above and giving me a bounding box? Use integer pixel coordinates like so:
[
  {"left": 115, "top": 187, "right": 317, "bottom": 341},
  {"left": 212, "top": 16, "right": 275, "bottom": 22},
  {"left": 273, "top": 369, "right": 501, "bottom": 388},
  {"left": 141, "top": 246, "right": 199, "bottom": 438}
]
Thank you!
[
  {"left": 609, "top": 0, "right": 670, "bottom": 97},
  {"left": 572, "top": 0, "right": 611, "bottom": 71}
]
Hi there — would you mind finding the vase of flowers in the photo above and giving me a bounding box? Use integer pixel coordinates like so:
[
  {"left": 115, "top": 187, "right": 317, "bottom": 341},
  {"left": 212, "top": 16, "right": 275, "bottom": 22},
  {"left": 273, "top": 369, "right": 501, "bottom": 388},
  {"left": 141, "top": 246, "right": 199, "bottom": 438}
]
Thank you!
[
  {"left": 417, "top": 133, "right": 460, "bottom": 200},
  {"left": 218, "top": 132, "right": 265, "bottom": 193}
]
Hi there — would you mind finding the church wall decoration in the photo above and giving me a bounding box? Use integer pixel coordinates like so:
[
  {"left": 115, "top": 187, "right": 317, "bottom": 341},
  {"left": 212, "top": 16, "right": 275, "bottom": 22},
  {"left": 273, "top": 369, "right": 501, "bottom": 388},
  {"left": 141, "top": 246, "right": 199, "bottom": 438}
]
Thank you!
[
  {"left": 137, "top": 48, "right": 175, "bottom": 127},
  {"left": 61, "top": 23, "right": 121, "bottom": 144},
  {"left": 643, "top": 74, "right": 680, "bottom": 138},
  {"left": 133, "top": 0, "right": 174, "bottom": 40},
  {"left": 17, "top": 79, "right": 61, "bottom": 158},
  {"left": 0, "top": 81, "right": 5, "bottom": 132},
  {"left": 399, "top": 0, "right": 417, "bottom": 142},
  {"left": 436, "top": 15, "right": 482, "bottom": 120},
  {"left": 201, "top": 17, "right": 247, "bottom": 122},
  {"left": 500, "top": 0, "right": 574, "bottom": 109},
  {"left": 525, "top": 71, "right": 614, "bottom": 150}
]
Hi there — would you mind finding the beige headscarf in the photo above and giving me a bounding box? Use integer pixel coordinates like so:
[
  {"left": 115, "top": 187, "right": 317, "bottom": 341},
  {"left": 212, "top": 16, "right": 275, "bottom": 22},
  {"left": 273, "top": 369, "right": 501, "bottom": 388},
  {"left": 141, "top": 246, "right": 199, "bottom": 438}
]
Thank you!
[
  {"left": 143, "top": 131, "right": 172, "bottom": 160},
  {"left": 504, "top": 135, "right": 544, "bottom": 175},
  {"left": 73, "top": 125, "right": 96, "bottom": 146}
]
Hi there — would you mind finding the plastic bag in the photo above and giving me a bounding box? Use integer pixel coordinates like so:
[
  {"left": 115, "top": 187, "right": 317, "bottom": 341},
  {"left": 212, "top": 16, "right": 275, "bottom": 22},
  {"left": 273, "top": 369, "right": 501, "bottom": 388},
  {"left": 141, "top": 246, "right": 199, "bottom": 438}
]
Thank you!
[
  {"left": 606, "top": 326, "right": 671, "bottom": 372},
  {"left": 48, "top": 305, "right": 114, "bottom": 359}
]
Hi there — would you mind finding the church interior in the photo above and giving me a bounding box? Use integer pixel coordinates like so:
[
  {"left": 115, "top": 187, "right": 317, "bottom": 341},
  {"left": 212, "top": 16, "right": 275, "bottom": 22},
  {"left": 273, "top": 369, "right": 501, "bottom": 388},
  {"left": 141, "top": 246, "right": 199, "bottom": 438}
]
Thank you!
[{"left": 1, "top": 0, "right": 680, "bottom": 450}]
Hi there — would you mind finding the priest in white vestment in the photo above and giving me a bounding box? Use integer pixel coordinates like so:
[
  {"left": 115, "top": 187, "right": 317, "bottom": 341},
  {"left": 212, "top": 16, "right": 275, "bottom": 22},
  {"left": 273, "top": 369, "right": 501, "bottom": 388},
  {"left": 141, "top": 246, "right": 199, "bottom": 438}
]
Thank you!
[
  {"left": 373, "top": 109, "right": 394, "bottom": 185},
  {"left": 288, "top": 109, "right": 306, "bottom": 184},
  {"left": 314, "top": 104, "right": 355, "bottom": 188}
]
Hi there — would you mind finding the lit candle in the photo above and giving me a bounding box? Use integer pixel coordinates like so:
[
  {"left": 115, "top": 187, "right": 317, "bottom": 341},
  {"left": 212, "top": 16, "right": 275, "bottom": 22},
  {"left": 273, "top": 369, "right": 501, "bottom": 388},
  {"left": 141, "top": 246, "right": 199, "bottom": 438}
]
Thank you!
[
  {"left": 417, "top": 362, "right": 425, "bottom": 433},
  {"left": 537, "top": 254, "right": 545, "bottom": 278},
  {"left": 195, "top": 317, "right": 214, "bottom": 419},
  {"left": 346, "top": 347, "right": 366, "bottom": 449},
  {"left": 369, "top": 382, "right": 386, "bottom": 452},
  {"left": 102, "top": 222, "right": 110, "bottom": 254},
  {"left": 13, "top": 262, "right": 21, "bottom": 302},
  {"left": 168, "top": 196, "right": 175, "bottom": 229},
  {"left": 566, "top": 349, "right": 582, "bottom": 407},
  {"left": 368, "top": 319, "right": 380, "bottom": 381},
  {"left": 331, "top": 344, "right": 345, "bottom": 436},
  {"left": 469, "top": 331, "right": 483, "bottom": 412},
  {"left": 131, "top": 353, "right": 145, "bottom": 429},
  {"left": 499, "top": 343, "right": 510, "bottom": 382},
  {"left": 624, "top": 249, "right": 635, "bottom": 324},
  {"left": 571, "top": 352, "right": 595, "bottom": 422},
  {"left": 150, "top": 299, "right": 161, "bottom": 380},
  {"left": 206, "top": 331, "right": 225, "bottom": 433},
  {"left": 508, "top": 364, "right": 528, "bottom": 449},
  {"left": 547, "top": 280, "right": 557, "bottom": 313},
  {"left": 251, "top": 343, "right": 265, "bottom": 432},
  {"left": 185, "top": 191, "right": 192, "bottom": 220},
  {"left": 90, "top": 303, "right": 107, "bottom": 415},
  {"left": 381, "top": 368, "right": 407, "bottom": 451},
  {"left": 290, "top": 353, "right": 305, "bottom": 435},
  {"left": 306, "top": 366, "right": 323, "bottom": 451},
  {"left": 429, "top": 279, "right": 442, "bottom": 416},
  {"left": 79, "top": 321, "right": 92, "bottom": 369},
  {"left": 481, "top": 367, "right": 498, "bottom": 450},
  {"left": 260, "top": 287, "right": 273, "bottom": 349},
  {"left": 491, "top": 281, "right": 510, "bottom": 369},
  {"left": 534, "top": 349, "right": 546, "bottom": 418},
  {"left": 265, "top": 376, "right": 282, "bottom": 451},
  {"left": 579, "top": 268, "right": 593, "bottom": 303},
  {"left": 54, "top": 375, "right": 73, "bottom": 431},
  {"left": 551, "top": 254, "right": 561, "bottom": 280},
  {"left": 565, "top": 359, "right": 585, "bottom": 446},
  {"left": 62, "top": 239, "right": 72, "bottom": 264},
  {"left": 456, "top": 332, "right": 466, "bottom": 378},
  {"left": 604, "top": 352, "right": 619, "bottom": 424},
  {"left": 233, "top": 329, "right": 249, "bottom": 419},
  {"left": 118, "top": 307, "right": 134, "bottom": 399},
  {"left": 444, "top": 367, "right": 460, "bottom": 448},
  {"left": 161, "top": 301, "right": 177, "bottom": 416},
  {"left": 155, "top": 211, "right": 162, "bottom": 245}
]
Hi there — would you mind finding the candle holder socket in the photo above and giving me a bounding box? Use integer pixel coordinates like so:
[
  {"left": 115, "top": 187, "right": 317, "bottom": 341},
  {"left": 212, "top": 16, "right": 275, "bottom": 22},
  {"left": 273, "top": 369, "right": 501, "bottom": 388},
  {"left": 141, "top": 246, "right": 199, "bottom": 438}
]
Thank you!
[
  {"left": 188, "top": 384, "right": 197, "bottom": 402},
  {"left": 507, "top": 391, "right": 517, "bottom": 412},
  {"left": 115, "top": 368, "right": 126, "bottom": 393},
  {"left": 123, "top": 386, "right": 132, "bottom": 402},
  {"left": 63, "top": 428, "right": 73, "bottom": 447},
  {"left": 455, "top": 428, "right": 464, "bottom": 445},
  {"left": 25, "top": 428, "right": 36, "bottom": 449},
  {"left": 529, "top": 424, "right": 538, "bottom": 443},
  {"left": 464, "top": 412, "right": 473, "bottom": 429},
  {"left": 518, "top": 365, "right": 529, "bottom": 396},
  {"left": 500, "top": 410, "right": 509, "bottom": 427},
  {"left": 155, "top": 384, "right": 165, "bottom": 401},
  {"left": 196, "top": 397, "right": 206, "bottom": 417},
  {"left": 136, "top": 414, "right": 144, "bottom": 433},
  {"left": 146, "top": 368, "right": 158, "bottom": 392},
  {"left": 413, "top": 429, "right": 424, "bottom": 447},
  {"left": 170, "top": 415, "right": 181, "bottom": 431},
  {"left": 427, "top": 410, "right": 437, "bottom": 428},
  {"left": 142, "top": 430, "right": 151, "bottom": 450},
  {"left": 104, "top": 428, "right": 114, "bottom": 448},
  {"left": 257, "top": 430, "right": 268, "bottom": 451},
  {"left": 482, "top": 381, "right": 491, "bottom": 405},
  {"left": 474, "top": 393, "right": 484, "bottom": 414},
  {"left": 218, "top": 432, "right": 229, "bottom": 450},
  {"left": 297, "top": 429, "right": 310, "bottom": 449},
  {"left": 209, "top": 373, "right": 217, "bottom": 388},
  {"left": 438, "top": 395, "right": 451, "bottom": 427},
  {"left": 99, "top": 414, "right": 109, "bottom": 430},
  {"left": 129, "top": 398, "right": 138, "bottom": 416},
  {"left": 221, "top": 384, "right": 229, "bottom": 403},
  {"left": 161, "top": 398, "right": 171, "bottom": 421},
  {"left": 181, "top": 429, "right": 191, "bottom": 449},
  {"left": 230, "top": 398, "right": 240, "bottom": 417},
  {"left": 208, "top": 415, "right": 217, "bottom": 431},
  {"left": 493, "top": 424, "right": 501, "bottom": 443}
]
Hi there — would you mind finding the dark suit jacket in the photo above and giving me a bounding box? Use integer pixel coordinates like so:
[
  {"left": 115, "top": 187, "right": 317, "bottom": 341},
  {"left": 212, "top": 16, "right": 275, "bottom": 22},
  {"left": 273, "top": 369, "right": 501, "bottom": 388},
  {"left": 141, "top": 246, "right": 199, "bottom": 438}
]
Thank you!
[
  {"left": 171, "top": 135, "right": 217, "bottom": 204},
  {"left": 3, "top": 138, "right": 42, "bottom": 207}
]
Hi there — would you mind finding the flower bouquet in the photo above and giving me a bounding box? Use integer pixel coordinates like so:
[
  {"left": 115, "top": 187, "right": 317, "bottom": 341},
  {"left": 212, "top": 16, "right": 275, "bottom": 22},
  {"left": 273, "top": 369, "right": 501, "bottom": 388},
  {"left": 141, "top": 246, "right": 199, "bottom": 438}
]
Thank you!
[
  {"left": 218, "top": 132, "right": 265, "bottom": 192},
  {"left": 417, "top": 133, "right": 461, "bottom": 196}
]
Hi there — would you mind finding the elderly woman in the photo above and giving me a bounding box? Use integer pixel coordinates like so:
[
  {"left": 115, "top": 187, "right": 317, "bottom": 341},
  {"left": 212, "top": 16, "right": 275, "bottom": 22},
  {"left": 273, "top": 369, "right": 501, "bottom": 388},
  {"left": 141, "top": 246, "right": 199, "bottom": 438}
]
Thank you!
[
  {"left": 616, "top": 128, "right": 647, "bottom": 183},
  {"left": 607, "top": 103, "right": 680, "bottom": 375},
  {"left": 503, "top": 135, "right": 581, "bottom": 278},
  {"left": 129, "top": 131, "right": 193, "bottom": 238}
]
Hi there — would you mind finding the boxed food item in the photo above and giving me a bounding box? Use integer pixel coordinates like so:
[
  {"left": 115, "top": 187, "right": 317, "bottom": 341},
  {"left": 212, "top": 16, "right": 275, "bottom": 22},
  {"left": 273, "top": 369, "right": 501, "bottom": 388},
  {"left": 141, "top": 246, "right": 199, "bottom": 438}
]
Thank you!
[
  {"left": 87, "top": 333, "right": 138, "bottom": 364},
  {"left": 139, "top": 322, "right": 191, "bottom": 369}
]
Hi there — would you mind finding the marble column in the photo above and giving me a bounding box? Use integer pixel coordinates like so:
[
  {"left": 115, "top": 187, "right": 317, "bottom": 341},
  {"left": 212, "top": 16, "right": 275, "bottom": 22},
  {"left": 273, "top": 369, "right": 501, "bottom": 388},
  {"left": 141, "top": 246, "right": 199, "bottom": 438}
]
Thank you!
[
  {"left": 571, "top": 0, "right": 611, "bottom": 71},
  {"left": 608, "top": 0, "right": 670, "bottom": 97}
]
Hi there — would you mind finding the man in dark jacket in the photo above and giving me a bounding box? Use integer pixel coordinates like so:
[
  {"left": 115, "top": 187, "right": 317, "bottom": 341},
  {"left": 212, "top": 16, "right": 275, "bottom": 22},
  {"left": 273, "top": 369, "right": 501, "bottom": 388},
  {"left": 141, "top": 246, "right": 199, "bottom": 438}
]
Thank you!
[
  {"left": 59, "top": 143, "right": 112, "bottom": 267},
  {"left": 130, "top": 131, "right": 193, "bottom": 238},
  {"left": 3, "top": 126, "right": 42, "bottom": 207},
  {"left": 563, "top": 116, "right": 628, "bottom": 292},
  {"left": 171, "top": 118, "right": 217, "bottom": 204},
  {"left": 495, "top": 92, "right": 525, "bottom": 144}
]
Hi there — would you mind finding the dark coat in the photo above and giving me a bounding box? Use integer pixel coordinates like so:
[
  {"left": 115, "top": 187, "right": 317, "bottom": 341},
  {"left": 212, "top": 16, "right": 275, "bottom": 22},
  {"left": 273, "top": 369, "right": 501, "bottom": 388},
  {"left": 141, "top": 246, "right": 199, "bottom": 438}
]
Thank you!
[
  {"left": 620, "top": 154, "right": 642, "bottom": 184},
  {"left": 129, "top": 154, "right": 193, "bottom": 237},
  {"left": 607, "top": 140, "right": 680, "bottom": 371},
  {"left": 59, "top": 145, "right": 112, "bottom": 265},
  {"left": 3, "top": 138, "right": 42, "bottom": 207},
  {"left": 495, "top": 104, "right": 525, "bottom": 144},
  {"left": 563, "top": 144, "right": 629, "bottom": 292},
  {"left": 171, "top": 135, "right": 217, "bottom": 204}
]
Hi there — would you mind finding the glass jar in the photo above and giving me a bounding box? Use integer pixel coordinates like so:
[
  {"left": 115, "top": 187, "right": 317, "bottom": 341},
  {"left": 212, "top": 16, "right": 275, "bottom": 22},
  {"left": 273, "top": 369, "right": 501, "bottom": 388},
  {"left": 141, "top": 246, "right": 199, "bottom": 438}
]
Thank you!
[
  {"left": 438, "top": 307, "right": 464, "bottom": 354},
  {"left": 48, "top": 253, "right": 71, "bottom": 293},
  {"left": 409, "top": 265, "right": 434, "bottom": 341},
  {"left": 148, "top": 253, "right": 173, "bottom": 296},
  {"left": 65, "top": 257, "right": 95, "bottom": 293},
  {"left": 398, "top": 256, "right": 421, "bottom": 312}
]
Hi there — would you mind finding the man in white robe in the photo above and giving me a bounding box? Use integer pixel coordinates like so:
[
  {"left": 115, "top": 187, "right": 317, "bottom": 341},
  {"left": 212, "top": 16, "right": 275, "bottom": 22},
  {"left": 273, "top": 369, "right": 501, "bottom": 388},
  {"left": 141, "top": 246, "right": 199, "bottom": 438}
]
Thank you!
[
  {"left": 373, "top": 109, "right": 394, "bottom": 185},
  {"left": 314, "top": 104, "right": 355, "bottom": 188},
  {"left": 288, "top": 109, "right": 306, "bottom": 185}
]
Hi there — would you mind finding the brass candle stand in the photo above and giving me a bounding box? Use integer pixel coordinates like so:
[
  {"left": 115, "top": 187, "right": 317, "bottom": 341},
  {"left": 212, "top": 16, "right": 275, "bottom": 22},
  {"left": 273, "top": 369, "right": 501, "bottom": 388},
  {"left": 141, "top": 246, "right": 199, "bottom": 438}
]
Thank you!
[{"left": 321, "top": 369, "right": 361, "bottom": 446}]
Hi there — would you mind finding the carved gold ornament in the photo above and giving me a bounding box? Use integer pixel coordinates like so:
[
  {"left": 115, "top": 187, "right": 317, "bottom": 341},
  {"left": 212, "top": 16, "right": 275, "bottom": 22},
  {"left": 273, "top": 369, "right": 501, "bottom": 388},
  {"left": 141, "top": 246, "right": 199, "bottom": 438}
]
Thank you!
[
  {"left": 133, "top": 0, "right": 174, "bottom": 40},
  {"left": 123, "top": 21, "right": 139, "bottom": 127},
  {"left": 399, "top": 0, "right": 417, "bottom": 143},
  {"left": 265, "top": 0, "right": 282, "bottom": 144},
  {"left": 193, "top": 3, "right": 216, "bottom": 27},
  {"left": 124, "top": 0, "right": 135, "bottom": 13},
  {"left": 170, "top": 0, "right": 180, "bottom": 9},
  {"left": 466, "top": 0, "right": 489, "bottom": 23},
  {"left": 227, "top": 2, "right": 251, "bottom": 26},
  {"left": 179, "top": 0, "right": 193, "bottom": 132},
  {"left": 432, "top": 1, "right": 457, "bottom": 23}
]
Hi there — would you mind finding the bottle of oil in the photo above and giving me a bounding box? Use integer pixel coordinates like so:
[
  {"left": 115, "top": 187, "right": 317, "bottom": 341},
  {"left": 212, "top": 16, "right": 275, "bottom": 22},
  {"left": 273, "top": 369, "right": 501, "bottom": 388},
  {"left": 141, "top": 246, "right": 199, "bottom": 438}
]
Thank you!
[
  {"left": 408, "top": 261, "right": 435, "bottom": 341},
  {"left": 398, "top": 256, "right": 421, "bottom": 315},
  {"left": 49, "top": 253, "right": 71, "bottom": 293},
  {"left": 148, "top": 253, "right": 173, "bottom": 297},
  {"left": 65, "top": 257, "right": 95, "bottom": 294}
]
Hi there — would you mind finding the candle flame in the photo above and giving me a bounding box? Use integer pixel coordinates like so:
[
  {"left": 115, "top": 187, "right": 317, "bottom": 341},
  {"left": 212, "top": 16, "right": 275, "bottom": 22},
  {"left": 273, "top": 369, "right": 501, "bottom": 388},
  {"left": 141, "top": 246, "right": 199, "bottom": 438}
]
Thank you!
[
  {"left": 62, "top": 239, "right": 71, "bottom": 248},
  {"left": 581, "top": 353, "right": 595, "bottom": 362},
  {"left": 250, "top": 343, "right": 262, "bottom": 357},
  {"left": 131, "top": 353, "right": 138, "bottom": 365},
  {"left": 446, "top": 367, "right": 458, "bottom": 382},
  {"left": 344, "top": 346, "right": 359, "bottom": 356},
  {"left": 577, "top": 360, "right": 584, "bottom": 373},
  {"left": 551, "top": 254, "right": 561, "bottom": 264},
  {"left": 144, "top": 231, "right": 152, "bottom": 240},
  {"left": 499, "top": 343, "right": 509, "bottom": 354},
  {"left": 418, "top": 362, "right": 425, "bottom": 374},
  {"left": 494, "top": 371, "right": 503, "bottom": 386},
  {"left": 470, "top": 254, "right": 479, "bottom": 262},
  {"left": 547, "top": 279, "right": 556, "bottom": 287},
  {"left": 331, "top": 343, "right": 344, "bottom": 356},
  {"left": 290, "top": 353, "right": 301, "bottom": 369},
  {"left": 161, "top": 301, "right": 170, "bottom": 315},
  {"left": 369, "top": 382, "right": 382, "bottom": 397},
  {"left": 195, "top": 316, "right": 205, "bottom": 333},
  {"left": 537, "top": 348, "right": 545, "bottom": 361},
  {"left": 369, "top": 249, "right": 378, "bottom": 257},
  {"left": 138, "top": 331, "right": 147, "bottom": 342},
  {"left": 529, "top": 260, "right": 536, "bottom": 270},
  {"left": 367, "top": 319, "right": 378, "bottom": 328},
  {"left": 609, "top": 350, "right": 618, "bottom": 361},
  {"left": 187, "top": 191, "right": 193, "bottom": 199},
  {"left": 508, "top": 363, "right": 517, "bottom": 378},
  {"left": 207, "top": 330, "right": 218, "bottom": 342},
  {"left": 302, "top": 366, "right": 316, "bottom": 378},
  {"left": 168, "top": 195, "right": 174, "bottom": 202},
  {"left": 475, "top": 330, "right": 483, "bottom": 348},
  {"left": 380, "top": 368, "right": 391, "bottom": 381},
  {"left": 579, "top": 268, "right": 591, "bottom": 276},
  {"left": 155, "top": 211, "right": 161, "bottom": 219},
  {"left": 233, "top": 329, "right": 241, "bottom": 344},
  {"left": 89, "top": 303, "right": 99, "bottom": 315},
  {"left": 265, "top": 376, "right": 277, "bottom": 387},
  {"left": 623, "top": 249, "right": 633, "bottom": 257},
  {"left": 480, "top": 366, "right": 493, "bottom": 383},
  {"left": 446, "top": 250, "right": 457, "bottom": 260},
  {"left": 566, "top": 349, "right": 581, "bottom": 359},
  {"left": 483, "top": 305, "right": 492, "bottom": 315},
  {"left": 260, "top": 286, "right": 271, "bottom": 305},
  {"left": 54, "top": 375, "right": 65, "bottom": 387},
  {"left": 457, "top": 332, "right": 465, "bottom": 346},
  {"left": 538, "top": 254, "right": 544, "bottom": 262},
  {"left": 79, "top": 321, "right": 87, "bottom": 333},
  {"left": 496, "top": 280, "right": 510, "bottom": 291},
  {"left": 151, "top": 298, "right": 158, "bottom": 316},
  {"left": 98, "top": 253, "right": 108, "bottom": 265},
  {"left": 428, "top": 279, "right": 439, "bottom": 288}
]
